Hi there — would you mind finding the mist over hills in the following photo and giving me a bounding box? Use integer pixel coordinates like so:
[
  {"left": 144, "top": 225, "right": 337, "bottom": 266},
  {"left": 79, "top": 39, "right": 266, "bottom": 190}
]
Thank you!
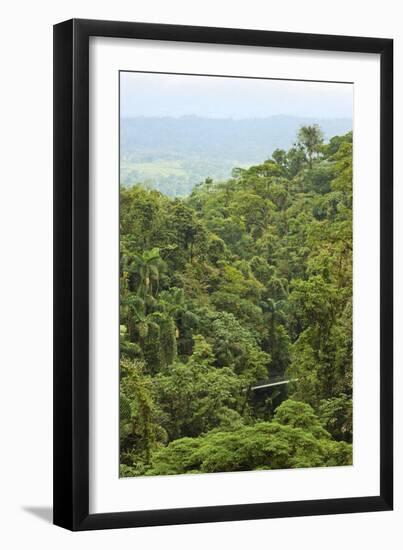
[{"left": 120, "top": 115, "right": 352, "bottom": 197}]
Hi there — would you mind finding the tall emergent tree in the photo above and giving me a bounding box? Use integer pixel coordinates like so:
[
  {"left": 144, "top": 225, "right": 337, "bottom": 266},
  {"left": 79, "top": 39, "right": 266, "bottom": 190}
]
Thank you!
[{"left": 297, "top": 124, "right": 324, "bottom": 168}]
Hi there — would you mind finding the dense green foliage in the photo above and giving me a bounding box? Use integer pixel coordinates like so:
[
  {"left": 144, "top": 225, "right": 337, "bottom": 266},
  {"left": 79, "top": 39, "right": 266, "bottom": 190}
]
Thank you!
[{"left": 120, "top": 126, "right": 353, "bottom": 477}]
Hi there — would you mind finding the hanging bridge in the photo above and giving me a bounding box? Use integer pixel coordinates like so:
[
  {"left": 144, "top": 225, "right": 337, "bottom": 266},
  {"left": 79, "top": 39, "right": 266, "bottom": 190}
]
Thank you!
[{"left": 243, "top": 377, "right": 298, "bottom": 392}]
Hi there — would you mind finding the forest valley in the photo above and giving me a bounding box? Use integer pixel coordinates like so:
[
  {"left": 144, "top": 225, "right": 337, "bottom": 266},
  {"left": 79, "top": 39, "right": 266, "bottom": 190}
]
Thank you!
[{"left": 120, "top": 125, "right": 353, "bottom": 477}]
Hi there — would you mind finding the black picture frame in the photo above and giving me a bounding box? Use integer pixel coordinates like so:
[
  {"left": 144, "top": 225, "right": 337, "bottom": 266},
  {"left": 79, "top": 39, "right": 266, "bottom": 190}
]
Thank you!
[{"left": 53, "top": 18, "right": 393, "bottom": 531}]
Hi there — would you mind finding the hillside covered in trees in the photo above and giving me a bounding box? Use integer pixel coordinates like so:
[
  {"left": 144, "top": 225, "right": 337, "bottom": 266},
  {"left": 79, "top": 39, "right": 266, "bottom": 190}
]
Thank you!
[
  {"left": 120, "top": 116, "right": 352, "bottom": 196},
  {"left": 120, "top": 126, "right": 353, "bottom": 477}
]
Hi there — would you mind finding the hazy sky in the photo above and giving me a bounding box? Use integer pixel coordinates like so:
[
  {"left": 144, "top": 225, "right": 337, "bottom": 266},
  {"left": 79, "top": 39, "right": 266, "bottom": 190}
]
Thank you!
[{"left": 120, "top": 71, "right": 353, "bottom": 120}]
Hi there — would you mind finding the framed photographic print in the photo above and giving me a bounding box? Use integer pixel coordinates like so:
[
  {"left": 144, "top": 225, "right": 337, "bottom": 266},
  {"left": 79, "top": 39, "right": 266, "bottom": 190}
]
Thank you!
[{"left": 53, "top": 19, "right": 393, "bottom": 530}]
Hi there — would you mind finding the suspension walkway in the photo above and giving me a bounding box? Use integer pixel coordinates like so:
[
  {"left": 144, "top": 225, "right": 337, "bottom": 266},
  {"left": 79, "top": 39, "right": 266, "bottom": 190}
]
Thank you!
[{"left": 243, "top": 377, "right": 298, "bottom": 392}]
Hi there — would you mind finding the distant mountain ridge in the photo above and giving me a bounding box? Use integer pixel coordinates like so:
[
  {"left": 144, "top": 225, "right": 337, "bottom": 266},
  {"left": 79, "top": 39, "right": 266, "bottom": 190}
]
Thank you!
[{"left": 120, "top": 115, "right": 352, "bottom": 196}]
